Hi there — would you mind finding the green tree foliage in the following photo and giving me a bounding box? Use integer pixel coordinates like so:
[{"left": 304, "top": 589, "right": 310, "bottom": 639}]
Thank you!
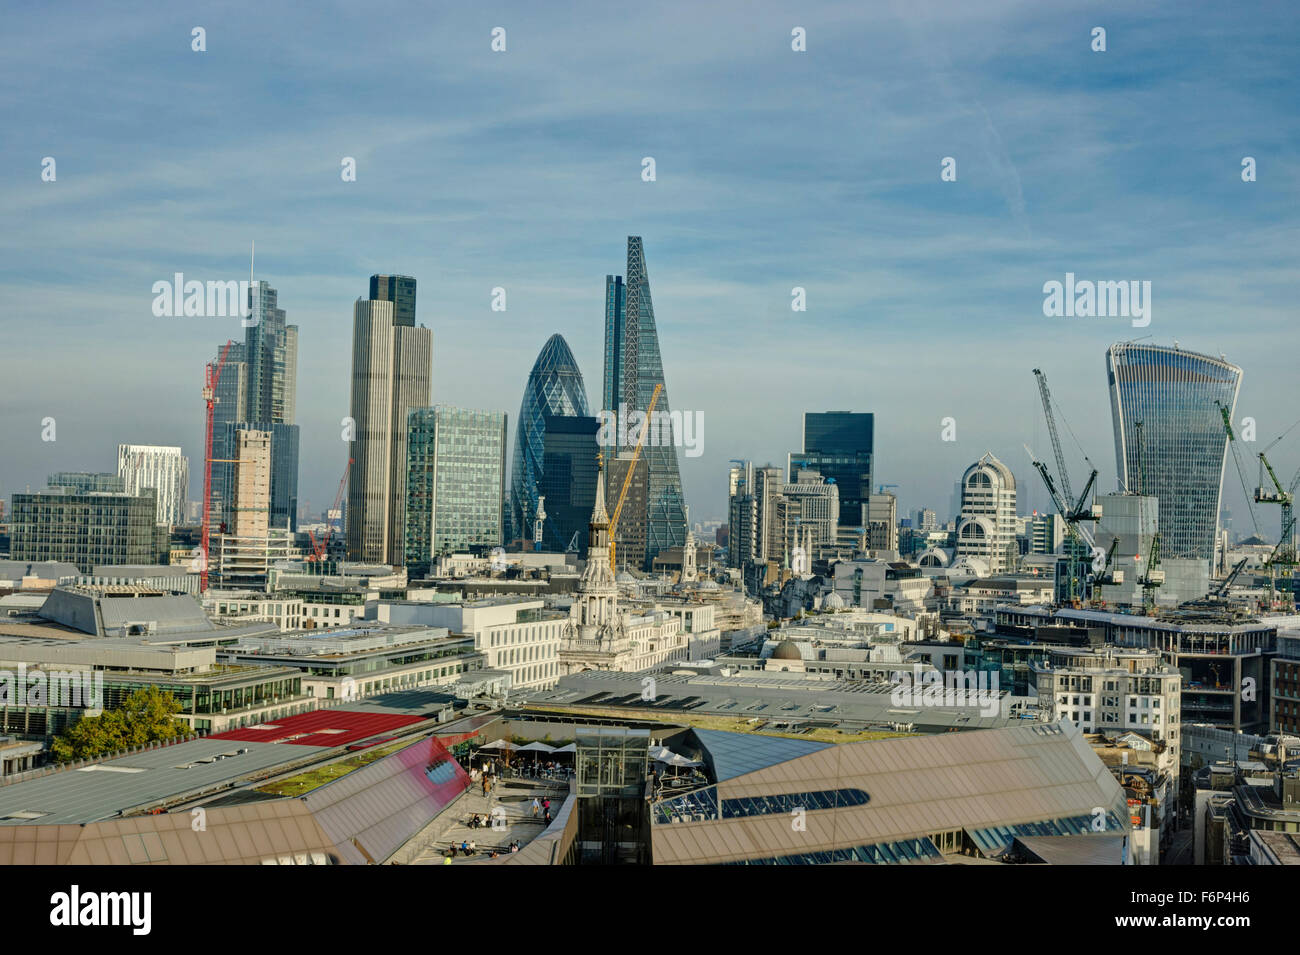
[{"left": 50, "top": 688, "right": 191, "bottom": 763}]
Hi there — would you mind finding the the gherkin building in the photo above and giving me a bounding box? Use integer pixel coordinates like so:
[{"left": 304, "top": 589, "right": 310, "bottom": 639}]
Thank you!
[{"left": 510, "top": 334, "right": 593, "bottom": 548}]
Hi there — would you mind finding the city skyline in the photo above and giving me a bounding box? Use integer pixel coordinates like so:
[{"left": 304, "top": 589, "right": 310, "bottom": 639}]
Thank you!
[{"left": 3, "top": 2, "right": 1298, "bottom": 532}]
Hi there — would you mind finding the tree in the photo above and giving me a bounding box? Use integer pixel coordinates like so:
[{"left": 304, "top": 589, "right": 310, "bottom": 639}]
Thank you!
[{"left": 50, "top": 688, "right": 190, "bottom": 763}]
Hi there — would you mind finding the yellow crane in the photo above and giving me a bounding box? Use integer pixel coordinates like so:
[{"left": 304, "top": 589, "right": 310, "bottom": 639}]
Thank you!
[{"left": 609, "top": 382, "right": 662, "bottom": 572}]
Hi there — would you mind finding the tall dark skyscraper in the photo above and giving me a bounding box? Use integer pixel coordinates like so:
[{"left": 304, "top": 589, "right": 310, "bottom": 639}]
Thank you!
[
  {"left": 511, "top": 334, "right": 592, "bottom": 548},
  {"left": 789, "top": 412, "right": 874, "bottom": 527},
  {"left": 209, "top": 282, "right": 300, "bottom": 531},
  {"left": 602, "top": 237, "right": 687, "bottom": 568},
  {"left": 369, "top": 274, "right": 417, "bottom": 328}
]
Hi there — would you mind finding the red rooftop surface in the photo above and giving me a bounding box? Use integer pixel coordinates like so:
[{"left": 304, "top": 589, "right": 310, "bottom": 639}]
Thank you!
[{"left": 209, "top": 709, "right": 426, "bottom": 747}]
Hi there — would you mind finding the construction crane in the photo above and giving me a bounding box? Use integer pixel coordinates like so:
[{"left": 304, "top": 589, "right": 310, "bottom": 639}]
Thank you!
[
  {"left": 1027, "top": 370, "right": 1101, "bottom": 606},
  {"left": 1033, "top": 369, "right": 1078, "bottom": 506},
  {"left": 1136, "top": 534, "right": 1164, "bottom": 613},
  {"left": 309, "top": 458, "right": 352, "bottom": 562},
  {"left": 200, "top": 341, "right": 236, "bottom": 592},
  {"left": 610, "top": 382, "right": 662, "bottom": 572},
  {"left": 1216, "top": 401, "right": 1260, "bottom": 537}
]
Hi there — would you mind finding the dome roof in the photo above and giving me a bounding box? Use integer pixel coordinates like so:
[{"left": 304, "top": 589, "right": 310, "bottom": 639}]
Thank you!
[{"left": 771, "top": 640, "right": 803, "bottom": 661}]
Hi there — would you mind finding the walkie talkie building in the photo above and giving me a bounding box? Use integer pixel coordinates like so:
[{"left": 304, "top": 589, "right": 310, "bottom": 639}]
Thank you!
[{"left": 1105, "top": 342, "right": 1242, "bottom": 568}]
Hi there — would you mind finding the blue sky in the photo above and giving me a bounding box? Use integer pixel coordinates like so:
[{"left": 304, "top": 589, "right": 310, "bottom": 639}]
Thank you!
[{"left": 2, "top": 0, "right": 1298, "bottom": 534}]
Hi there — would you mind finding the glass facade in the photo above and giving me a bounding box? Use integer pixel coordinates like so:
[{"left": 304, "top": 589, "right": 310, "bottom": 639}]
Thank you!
[
  {"left": 9, "top": 489, "right": 159, "bottom": 572},
  {"left": 722, "top": 837, "right": 943, "bottom": 866},
  {"left": 790, "top": 412, "right": 874, "bottom": 527},
  {"left": 1106, "top": 343, "right": 1242, "bottom": 560},
  {"left": 47, "top": 472, "right": 124, "bottom": 493},
  {"left": 602, "top": 237, "right": 688, "bottom": 567},
  {"left": 369, "top": 274, "right": 417, "bottom": 328},
  {"left": 652, "top": 785, "right": 871, "bottom": 824},
  {"left": 211, "top": 283, "right": 300, "bottom": 531},
  {"left": 538, "top": 414, "right": 599, "bottom": 556},
  {"left": 406, "top": 405, "right": 507, "bottom": 572},
  {"left": 510, "top": 334, "right": 592, "bottom": 546}
]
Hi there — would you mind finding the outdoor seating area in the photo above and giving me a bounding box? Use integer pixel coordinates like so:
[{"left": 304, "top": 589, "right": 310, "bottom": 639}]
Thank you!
[{"left": 466, "top": 738, "right": 576, "bottom": 782}]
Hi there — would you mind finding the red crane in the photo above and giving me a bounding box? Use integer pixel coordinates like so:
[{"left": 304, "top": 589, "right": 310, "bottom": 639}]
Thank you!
[
  {"left": 200, "top": 341, "right": 235, "bottom": 592},
  {"left": 309, "top": 458, "right": 353, "bottom": 562}
]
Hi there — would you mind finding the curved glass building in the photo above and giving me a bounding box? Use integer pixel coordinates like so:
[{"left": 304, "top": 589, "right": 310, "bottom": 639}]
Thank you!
[
  {"left": 511, "top": 334, "right": 593, "bottom": 549},
  {"left": 1106, "top": 342, "right": 1242, "bottom": 563}
]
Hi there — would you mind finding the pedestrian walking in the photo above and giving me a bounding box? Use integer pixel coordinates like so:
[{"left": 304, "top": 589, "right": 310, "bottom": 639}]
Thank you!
[{"left": 532, "top": 797, "right": 540, "bottom": 817}]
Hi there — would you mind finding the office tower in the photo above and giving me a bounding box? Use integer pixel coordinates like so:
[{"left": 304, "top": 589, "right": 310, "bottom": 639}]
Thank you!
[
  {"left": 781, "top": 470, "right": 840, "bottom": 552},
  {"left": 1028, "top": 512, "right": 1065, "bottom": 554},
  {"left": 347, "top": 282, "right": 433, "bottom": 564},
  {"left": 510, "top": 334, "right": 592, "bottom": 547},
  {"left": 208, "top": 283, "right": 301, "bottom": 531},
  {"left": 117, "top": 445, "right": 188, "bottom": 526},
  {"left": 47, "top": 472, "right": 125, "bottom": 493},
  {"left": 369, "top": 274, "right": 417, "bottom": 328},
  {"left": 789, "top": 412, "right": 873, "bottom": 527},
  {"left": 917, "top": 508, "right": 938, "bottom": 533},
  {"left": 602, "top": 237, "right": 687, "bottom": 568},
  {"left": 220, "top": 421, "right": 298, "bottom": 533},
  {"left": 244, "top": 282, "right": 298, "bottom": 426},
  {"left": 726, "top": 462, "right": 787, "bottom": 568},
  {"left": 229, "top": 430, "right": 272, "bottom": 538},
  {"left": 1106, "top": 342, "right": 1242, "bottom": 568},
  {"left": 10, "top": 487, "right": 159, "bottom": 572},
  {"left": 867, "top": 492, "right": 898, "bottom": 553},
  {"left": 538, "top": 415, "right": 600, "bottom": 556},
  {"left": 956, "top": 452, "right": 1018, "bottom": 575},
  {"left": 405, "top": 406, "right": 507, "bottom": 574},
  {"left": 606, "top": 452, "right": 648, "bottom": 572}
]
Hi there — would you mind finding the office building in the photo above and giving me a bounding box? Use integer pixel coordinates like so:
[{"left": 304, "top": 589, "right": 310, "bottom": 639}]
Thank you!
[
  {"left": 117, "top": 445, "right": 188, "bottom": 526},
  {"left": 538, "top": 415, "right": 600, "bottom": 556},
  {"left": 781, "top": 470, "right": 840, "bottom": 553},
  {"left": 369, "top": 274, "right": 417, "bottom": 329},
  {"left": 510, "top": 334, "right": 593, "bottom": 548},
  {"left": 220, "top": 421, "right": 298, "bottom": 532},
  {"left": 347, "top": 281, "right": 433, "bottom": 564},
  {"left": 867, "top": 492, "right": 899, "bottom": 553},
  {"left": 789, "top": 412, "right": 873, "bottom": 527},
  {"left": 1106, "top": 343, "right": 1242, "bottom": 581},
  {"left": 602, "top": 237, "right": 687, "bottom": 568},
  {"left": 956, "top": 452, "right": 1018, "bottom": 575},
  {"left": 229, "top": 430, "right": 272, "bottom": 538},
  {"left": 46, "top": 472, "right": 124, "bottom": 494},
  {"left": 606, "top": 451, "right": 648, "bottom": 572},
  {"left": 9, "top": 487, "right": 160, "bottom": 572},
  {"left": 1028, "top": 511, "right": 1065, "bottom": 555},
  {"left": 209, "top": 284, "right": 301, "bottom": 531},
  {"left": 405, "top": 406, "right": 507, "bottom": 574}
]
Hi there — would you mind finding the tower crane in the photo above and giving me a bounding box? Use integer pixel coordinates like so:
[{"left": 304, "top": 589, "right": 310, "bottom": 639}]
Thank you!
[
  {"left": 309, "top": 457, "right": 352, "bottom": 563},
  {"left": 609, "top": 382, "right": 662, "bottom": 572},
  {"left": 1028, "top": 369, "right": 1101, "bottom": 606}
]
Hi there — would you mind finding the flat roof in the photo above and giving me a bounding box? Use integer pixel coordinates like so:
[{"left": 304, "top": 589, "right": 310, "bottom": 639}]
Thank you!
[
  {"left": 526, "top": 669, "right": 1015, "bottom": 732},
  {"left": 208, "top": 709, "right": 427, "bottom": 747},
  {"left": 0, "top": 738, "right": 332, "bottom": 826}
]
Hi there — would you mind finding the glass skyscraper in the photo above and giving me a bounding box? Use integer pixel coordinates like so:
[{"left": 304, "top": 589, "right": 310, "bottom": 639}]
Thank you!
[
  {"left": 369, "top": 274, "right": 417, "bottom": 328},
  {"left": 1106, "top": 342, "right": 1242, "bottom": 561},
  {"left": 406, "top": 405, "right": 507, "bottom": 574},
  {"left": 511, "top": 334, "right": 592, "bottom": 547},
  {"left": 208, "top": 282, "right": 300, "bottom": 531},
  {"left": 789, "top": 412, "right": 874, "bottom": 527},
  {"left": 538, "top": 414, "right": 600, "bottom": 556},
  {"left": 602, "top": 237, "right": 688, "bottom": 568}
]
